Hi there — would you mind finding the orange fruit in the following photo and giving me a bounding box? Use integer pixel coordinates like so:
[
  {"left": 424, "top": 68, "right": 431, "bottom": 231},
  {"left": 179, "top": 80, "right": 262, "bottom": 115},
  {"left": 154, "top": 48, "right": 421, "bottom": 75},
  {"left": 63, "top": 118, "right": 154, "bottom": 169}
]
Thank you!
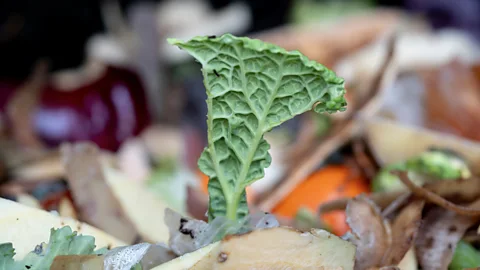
[{"left": 272, "top": 165, "right": 370, "bottom": 236}]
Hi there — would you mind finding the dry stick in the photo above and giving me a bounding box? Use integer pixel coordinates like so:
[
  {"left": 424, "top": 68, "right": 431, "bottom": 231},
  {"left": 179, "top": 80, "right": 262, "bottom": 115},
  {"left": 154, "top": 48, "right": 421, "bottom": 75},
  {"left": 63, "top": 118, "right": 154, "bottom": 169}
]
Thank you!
[
  {"left": 393, "top": 171, "right": 480, "bottom": 216},
  {"left": 318, "top": 190, "right": 406, "bottom": 214},
  {"left": 352, "top": 137, "right": 378, "bottom": 180},
  {"left": 381, "top": 191, "right": 412, "bottom": 218},
  {"left": 259, "top": 33, "right": 398, "bottom": 211}
]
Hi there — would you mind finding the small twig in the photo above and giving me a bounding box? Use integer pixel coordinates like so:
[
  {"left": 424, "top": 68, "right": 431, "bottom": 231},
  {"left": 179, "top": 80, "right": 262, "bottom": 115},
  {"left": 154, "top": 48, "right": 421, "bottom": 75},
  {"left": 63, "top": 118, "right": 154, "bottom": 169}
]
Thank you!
[
  {"left": 318, "top": 190, "right": 406, "bottom": 215},
  {"left": 352, "top": 137, "right": 378, "bottom": 179},
  {"left": 381, "top": 192, "right": 412, "bottom": 218},
  {"left": 393, "top": 171, "right": 480, "bottom": 216}
]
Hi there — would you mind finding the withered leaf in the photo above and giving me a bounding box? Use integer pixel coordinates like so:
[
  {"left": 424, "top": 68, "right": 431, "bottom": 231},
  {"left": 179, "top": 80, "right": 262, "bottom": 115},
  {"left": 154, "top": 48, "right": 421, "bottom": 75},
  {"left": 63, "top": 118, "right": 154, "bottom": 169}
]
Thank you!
[
  {"left": 416, "top": 205, "right": 480, "bottom": 270},
  {"left": 383, "top": 199, "right": 424, "bottom": 266},
  {"left": 346, "top": 194, "right": 391, "bottom": 270},
  {"left": 61, "top": 142, "right": 137, "bottom": 243},
  {"left": 423, "top": 60, "right": 480, "bottom": 142}
]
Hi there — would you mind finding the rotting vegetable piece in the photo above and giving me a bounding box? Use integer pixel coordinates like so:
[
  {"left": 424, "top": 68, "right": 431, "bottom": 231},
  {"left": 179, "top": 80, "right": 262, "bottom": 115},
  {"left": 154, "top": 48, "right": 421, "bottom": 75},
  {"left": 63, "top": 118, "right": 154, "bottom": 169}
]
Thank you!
[
  {"left": 61, "top": 143, "right": 138, "bottom": 243},
  {"left": 168, "top": 34, "right": 346, "bottom": 226},
  {"left": 372, "top": 149, "right": 470, "bottom": 193}
]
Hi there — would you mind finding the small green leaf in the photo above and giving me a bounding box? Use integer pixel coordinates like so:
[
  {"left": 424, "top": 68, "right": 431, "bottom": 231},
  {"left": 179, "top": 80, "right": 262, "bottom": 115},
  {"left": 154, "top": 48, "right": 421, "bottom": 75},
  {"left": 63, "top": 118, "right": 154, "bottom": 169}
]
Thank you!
[
  {"left": 372, "top": 148, "right": 471, "bottom": 192},
  {"left": 449, "top": 240, "right": 480, "bottom": 270},
  {"left": 16, "top": 226, "right": 96, "bottom": 270},
  {"left": 169, "top": 34, "right": 346, "bottom": 222},
  {"left": 0, "top": 243, "right": 18, "bottom": 270}
]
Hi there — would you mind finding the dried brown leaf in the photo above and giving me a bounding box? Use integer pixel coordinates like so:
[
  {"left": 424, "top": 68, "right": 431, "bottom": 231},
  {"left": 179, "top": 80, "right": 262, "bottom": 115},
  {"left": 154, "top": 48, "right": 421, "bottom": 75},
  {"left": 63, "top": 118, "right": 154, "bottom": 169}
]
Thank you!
[
  {"left": 382, "top": 200, "right": 424, "bottom": 265},
  {"left": 346, "top": 194, "right": 391, "bottom": 270},
  {"left": 423, "top": 60, "right": 480, "bottom": 142},
  {"left": 61, "top": 142, "right": 137, "bottom": 243}
]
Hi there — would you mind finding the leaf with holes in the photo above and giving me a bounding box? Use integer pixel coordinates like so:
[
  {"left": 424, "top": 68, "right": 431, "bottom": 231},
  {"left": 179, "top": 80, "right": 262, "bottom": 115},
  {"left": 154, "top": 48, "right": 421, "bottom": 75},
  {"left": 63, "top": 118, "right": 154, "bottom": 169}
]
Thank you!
[{"left": 168, "top": 34, "right": 347, "bottom": 223}]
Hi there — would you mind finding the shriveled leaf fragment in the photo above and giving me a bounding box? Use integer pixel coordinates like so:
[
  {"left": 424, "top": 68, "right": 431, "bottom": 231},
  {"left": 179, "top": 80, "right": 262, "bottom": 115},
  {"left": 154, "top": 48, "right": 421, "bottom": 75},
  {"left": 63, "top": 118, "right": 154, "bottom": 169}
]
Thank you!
[
  {"left": 383, "top": 200, "right": 424, "bottom": 265},
  {"left": 0, "top": 243, "right": 17, "bottom": 270},
  {"left": 415, "top": 206, "right": 480, "bottom": 270},
  {"left": 61, "top": 143, "right": 137, "bottom": 243},
  {"left": 346, "top": 195, "right": 391, "bottom": 270},
  {"left": 168, "top": 34, "right": 346, "bottom": 222}
]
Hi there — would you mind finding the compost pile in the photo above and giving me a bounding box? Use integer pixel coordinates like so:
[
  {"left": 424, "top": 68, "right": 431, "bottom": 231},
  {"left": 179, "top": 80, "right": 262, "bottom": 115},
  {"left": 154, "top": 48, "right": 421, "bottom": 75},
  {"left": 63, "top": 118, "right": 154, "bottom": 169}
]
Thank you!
[{"left": 1, "top": 10, "right": 480, "bottom": 270}]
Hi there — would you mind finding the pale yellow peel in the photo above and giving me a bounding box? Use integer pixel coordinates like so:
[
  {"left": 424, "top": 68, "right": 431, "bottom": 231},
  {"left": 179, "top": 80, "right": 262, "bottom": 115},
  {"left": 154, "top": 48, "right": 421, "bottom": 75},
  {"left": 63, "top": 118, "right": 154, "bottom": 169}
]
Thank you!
[
  {"left": 102, "top": 166, "right": 171, "bottom": 243},
  {"left": 152, "top": 242, "right": 219, "bottom": 270},
  {"left": 154, "top": 227, "right": 355, "bottom": 270},
  {"left": 0, "top": 198, "right": 125, "bottom": 259},
  {"left": 397, "top": 248, "right": 418, "bottom": 270}
]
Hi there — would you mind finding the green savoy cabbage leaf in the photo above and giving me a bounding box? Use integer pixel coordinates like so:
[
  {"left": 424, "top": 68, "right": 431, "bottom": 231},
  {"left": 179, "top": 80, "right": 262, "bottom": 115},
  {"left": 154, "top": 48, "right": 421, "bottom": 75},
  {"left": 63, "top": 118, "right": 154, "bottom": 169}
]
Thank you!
[{"left": 168, "top": 34, "right": 347, "bottom": 222}]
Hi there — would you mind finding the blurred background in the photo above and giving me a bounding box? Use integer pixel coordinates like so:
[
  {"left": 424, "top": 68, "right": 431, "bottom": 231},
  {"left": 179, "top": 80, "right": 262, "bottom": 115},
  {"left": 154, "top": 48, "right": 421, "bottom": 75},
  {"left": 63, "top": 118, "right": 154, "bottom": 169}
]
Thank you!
[{"left": 2, "top": 0, "right": 480, "bottom": 244}]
